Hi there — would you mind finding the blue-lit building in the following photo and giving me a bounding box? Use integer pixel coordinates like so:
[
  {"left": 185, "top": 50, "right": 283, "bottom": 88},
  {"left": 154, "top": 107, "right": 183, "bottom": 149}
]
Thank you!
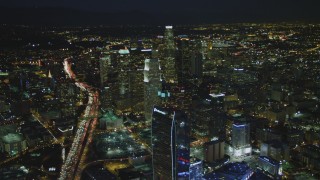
[
  {"left": 189, "top": 158, "right": 203, "bottom": 180},
  {"left": 152, "top": 106, "right": 190, "bottom": 180},
  {"left": 220, "top": 162, "right": 253, "bottom": 180},
  {"left": 232, "top": 123, "right": 250, "bottom": 148},
  {"left": 203, "top": 162, "right": 253, "bottom": 180},
  {"left": 257, "top": 156, "right": 282, "bottom": 179}
]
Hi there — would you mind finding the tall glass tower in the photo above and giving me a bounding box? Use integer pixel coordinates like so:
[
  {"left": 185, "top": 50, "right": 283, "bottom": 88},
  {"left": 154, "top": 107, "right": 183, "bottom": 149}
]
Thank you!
[
  {"left": 165, "top": 26, "right": 175, "bottom": 53},
  {"left": 230, "top": 122, "right": 252, "bottom": 157},
  {"left": 99, "top": 50, "right": 117, "bottom": 109},
  {"left": 99, "top": 51, "right": 111, "bottom": 89},
  {"left": 144, "top": 59, "right": 161, "bottom": 121},
  {"left": 163, "top": 26, "right": 177, "bottom": 84},
  {"left": 152, "top": 106, "right": 190, "bottom": 180},
  {"left": 232, "top": 123, "right": 250, "bottom": 148}
]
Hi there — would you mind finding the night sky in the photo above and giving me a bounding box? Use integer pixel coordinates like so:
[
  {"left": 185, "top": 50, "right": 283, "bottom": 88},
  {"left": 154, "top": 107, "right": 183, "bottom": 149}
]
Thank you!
[{"left": 1, "top": 0, "right": 320, "bottom": 25}]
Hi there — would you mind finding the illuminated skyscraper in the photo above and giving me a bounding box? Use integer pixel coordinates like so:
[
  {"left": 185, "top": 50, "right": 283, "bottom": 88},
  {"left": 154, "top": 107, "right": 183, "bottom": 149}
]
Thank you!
[
  {"left": 228, "top": 122, "right": 252, "bottom": 157},
  {"left": 144, "top": 59, "right": 161, "bottom": 121},
  {"left": 176, "top": 35, "right": 191, "bottom": 80},
  {"left": 163, "top": 26, "right": 177, "bottom": 84},
  {"left": 99, "top": 51, "right": 111, "bottom": 89},
  {"left": 157, "top": 81, "right": 171, "bottom": 107},
  {"left": 57, "top": 82, "right": 78, "bottom": 118},
  {"left": 204, "top": 140, "right": 225, "bottom": 163},
  {"left": 191, "top": 52, "right": 203, "bottom": 78},
  {"left": 232, "top": 123, "right": 250, "bottom": 148},
  {"left": 164, "top": 26, "right": 175, "bottom": 55},
  {"left": 99, "top": 50, "right": 115, "bottom": 109},
  {"left": 152, "top": 106, "right": 190, "bottom": 180},
  {"left": 257, "top": 156, "right": 283, "bottom": 179}
]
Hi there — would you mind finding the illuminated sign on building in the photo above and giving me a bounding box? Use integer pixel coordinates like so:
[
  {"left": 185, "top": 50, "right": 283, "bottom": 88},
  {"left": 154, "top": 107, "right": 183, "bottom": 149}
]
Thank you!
[
  {"left": 233, "top": 124, "right": 246, "bottom": 128},
  {"left": 209, "top": 93, "right": 225, "bottom": 98},
  {"left": 154, "top": 108, "right": 167, "bottom": 115},
  {"left": 0, "top": 72, "right": 9, "bottom": 76},
  {"left": 278, "top": 166, "right": 283, "bottom": 175},
  {"left": 141, "top": 49, "right": 152, "bottom": 52},
  {"left": 118, "top": 49, "right": 130, "bottom": 55}
]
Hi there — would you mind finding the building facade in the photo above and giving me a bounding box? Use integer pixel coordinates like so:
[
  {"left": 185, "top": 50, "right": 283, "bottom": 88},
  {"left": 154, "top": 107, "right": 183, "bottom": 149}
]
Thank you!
[
  {"left": 0, "top": 133, "right": 27, "bottom": 156},
  {"left": 144, "top": 59, "right": 161, "bottom": 121},
  {"left": 152, "top": 106, "right": 190, "bottom": 180},
  {"left": 228, "top": 122, "right": 252, "bottom": 157},
  {"left": 163, "top": 26, "right": 177, "bottom": 84}
]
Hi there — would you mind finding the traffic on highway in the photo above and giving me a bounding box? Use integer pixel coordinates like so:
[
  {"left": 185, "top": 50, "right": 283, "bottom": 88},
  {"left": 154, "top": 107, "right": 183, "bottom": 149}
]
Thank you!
[{"left": 59, "top": 59, "right": 99, "bottom": 180}]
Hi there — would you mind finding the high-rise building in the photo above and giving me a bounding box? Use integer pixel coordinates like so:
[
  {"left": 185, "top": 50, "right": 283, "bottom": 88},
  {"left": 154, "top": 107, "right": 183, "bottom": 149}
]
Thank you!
[
  {"left": 170, "top": 84, "right": 193, "bottom": 112},
  {"left": 299, "top": 145, "right": 320, "bottom": 170},
  {"left": 260, "top": 140, "right": 289, "bottom": 161},
  {"left": 191, "top": 52, "right": 203, "bottom": 78},
  {"left": 144, "top": 59, "right": 161, "bottom": 121},
  {"left": 157, "top": 81, "right": 171, "bottom": 106},
  {"left": 164, "top": 26, "right": 175, "bottom": 56},
  {"left": 99, "top": 50, "right": 117, "bottom": 109},
  {"left": 127, "top": 69, "right": 144, "bottom": 112},
  {"left": 204, "top": 140, "right": 225, "bottom": 163},
  {"left": 57, "top": 82, "right": 78, "bottom": 118},
  {"left": 176, "top": 36, "right": 191, "bottom": 80},
  {"left": 227, "top": 122, "right": 252, "bottom": 157},
  {"left": 152, "top": 106, "right": 190, "bottom": 180},
  {"left": 191, "top": 103, "right": 226, "bottom": 140},
  {"left": 0, "top": 133, "right": 27, "bottom": 156},
  {"left": 99, "top": 51, "right": 112, "bottom": 89},
  {"left": 163, "top": 26, "right": 177, "bottom": 84},
  {"left": 257, "top": 156, "right": 283, "bottom": 179},
  {"left": 232, "top": 123, "right": 250, "bottom": 148}
]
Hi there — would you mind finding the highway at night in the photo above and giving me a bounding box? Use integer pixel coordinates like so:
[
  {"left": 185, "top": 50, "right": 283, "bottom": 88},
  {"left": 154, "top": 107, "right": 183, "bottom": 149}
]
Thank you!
[{"left": 59, "top": 59, "right": 99, "bottom": 180}]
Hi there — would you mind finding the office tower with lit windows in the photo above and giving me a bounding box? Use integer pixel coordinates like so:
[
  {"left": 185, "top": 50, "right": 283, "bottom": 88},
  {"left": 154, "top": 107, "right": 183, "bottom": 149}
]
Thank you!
[
  {"left": 232, "top": 123, "right": 250, "bottom": 148},
  {"left": 0, "top": 133, "right": 27, "bottom": 156},
  {"left": 191, "top": 104, "right": 226, "bottom": 140},
  {"left": 176, "top": 35, "right": 191, "bottom": 80},
  {"left": 99, "top": 50, "right": 116, "bottom": 109},
  {"left": 163, "top": 26, "right": 177, "bottom": 84},
  {"left": 170, "top": 84, "right": 193, "bottom": 112},
  {"left": 151, "top": 106, "right": 190, "bottom": 180},
  {"left": 99, "top": 51, "right": 111, "bottom": 89},
  {"left": 128, "top": 68, "right": 144, "bottom": 110},
  {"left": 164, "top": 26, "right": 175, "bottom": 56},
  {"left": 57, "top": 82, "right": 78, "bottom": 118},
  {"left": 204, "top": 140, "right": 225, "bottom": 163},
  {"left": 157, "top": 81, "right": 171, "bottom": 107},
  {"left": 257, "top": 156, "right": 283, "bottom": 179},
  {"left": 191, "top": 52, "right": 203, "bottom": 78},
  {"left": 144, "top": 59, "right": 161, "bottom": 121},
  {"left": 228, "top": 122, "right": 252, "bottom": 157}
]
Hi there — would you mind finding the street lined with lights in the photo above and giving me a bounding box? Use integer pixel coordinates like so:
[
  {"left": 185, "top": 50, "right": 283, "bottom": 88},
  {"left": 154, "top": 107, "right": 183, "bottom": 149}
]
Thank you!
[{"left": 59, "top": 59, "right": 99, "bottom": 180}]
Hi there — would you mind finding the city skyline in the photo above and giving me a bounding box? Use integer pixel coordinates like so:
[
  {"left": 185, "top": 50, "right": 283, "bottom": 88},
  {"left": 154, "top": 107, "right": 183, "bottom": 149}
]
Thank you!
[{"left": 0, "top": 1, "right": 320, "bottom": 179}]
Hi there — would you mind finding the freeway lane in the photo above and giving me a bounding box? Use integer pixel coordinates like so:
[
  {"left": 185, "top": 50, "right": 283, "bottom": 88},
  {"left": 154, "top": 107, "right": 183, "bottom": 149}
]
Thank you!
[{"left": 59, "top": 59, "right": 99, "bottom": 180}]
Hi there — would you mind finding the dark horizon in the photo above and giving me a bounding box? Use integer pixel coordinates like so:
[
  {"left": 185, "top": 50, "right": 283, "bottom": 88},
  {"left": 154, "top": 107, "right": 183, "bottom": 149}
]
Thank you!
[{"left": 0, "top": 6, "right": 319, "bottom": 26}]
